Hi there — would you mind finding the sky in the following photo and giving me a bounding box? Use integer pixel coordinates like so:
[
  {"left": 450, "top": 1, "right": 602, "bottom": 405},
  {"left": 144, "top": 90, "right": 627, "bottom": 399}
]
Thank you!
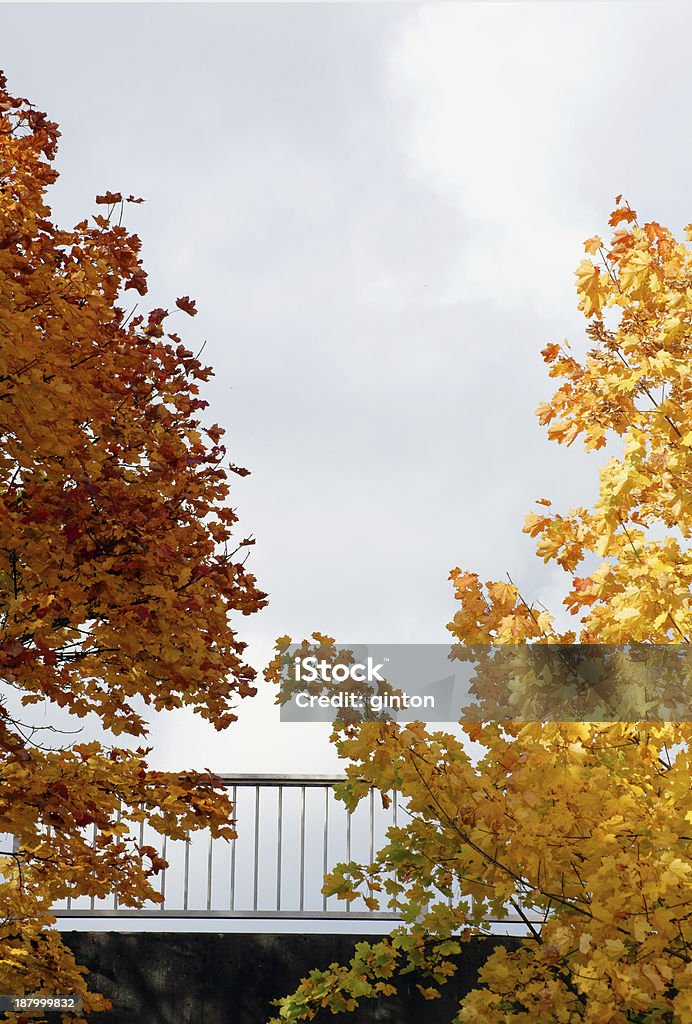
[{"left": 2, "top": 1, "right": 690, "bottom": 774}]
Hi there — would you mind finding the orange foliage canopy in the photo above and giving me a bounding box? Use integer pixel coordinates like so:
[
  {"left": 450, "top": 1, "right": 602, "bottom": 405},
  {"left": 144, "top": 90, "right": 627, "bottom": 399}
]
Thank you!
[{"left": 0, "top": 70, "right": 266, "bottom": 1015}]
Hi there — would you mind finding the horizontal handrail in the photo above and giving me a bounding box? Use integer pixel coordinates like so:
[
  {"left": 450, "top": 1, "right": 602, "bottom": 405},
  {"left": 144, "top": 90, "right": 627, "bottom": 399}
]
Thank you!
[{"left": 213, "top": 774, "right": 348, "bottom": 786}]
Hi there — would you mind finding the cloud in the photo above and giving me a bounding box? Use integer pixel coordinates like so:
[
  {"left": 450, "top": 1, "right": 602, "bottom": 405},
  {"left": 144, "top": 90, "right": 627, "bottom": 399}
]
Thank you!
[
  {"left": 4, "top": 3, "right": 685, "bottom": 773},
  {"left": 386, "top": 4, "right": 667, "bottom": 314}
]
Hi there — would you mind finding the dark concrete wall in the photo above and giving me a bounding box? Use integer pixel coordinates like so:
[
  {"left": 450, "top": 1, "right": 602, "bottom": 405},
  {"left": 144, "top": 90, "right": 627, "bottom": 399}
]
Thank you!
[{"left": 63, "top": 932, "right": 521, "bottom": 1024}]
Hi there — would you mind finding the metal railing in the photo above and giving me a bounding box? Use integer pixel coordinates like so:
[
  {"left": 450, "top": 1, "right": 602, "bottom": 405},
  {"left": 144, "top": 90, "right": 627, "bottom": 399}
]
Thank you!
[
  {"left": 53, "top": 774, "right": 401, "bottom": 920},
  {"left": 52, "top": 773, "right": 541, "bottom": 926}
]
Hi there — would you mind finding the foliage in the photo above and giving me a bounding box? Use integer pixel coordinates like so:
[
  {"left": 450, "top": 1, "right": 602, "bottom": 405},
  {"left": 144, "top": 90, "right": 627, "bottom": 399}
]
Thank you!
[
  {"left": 268, "top": 200, "right": 692, "bottom": 1024},
  {"left": 0, "top": 71, "right": 266, "bottom": 1020}
]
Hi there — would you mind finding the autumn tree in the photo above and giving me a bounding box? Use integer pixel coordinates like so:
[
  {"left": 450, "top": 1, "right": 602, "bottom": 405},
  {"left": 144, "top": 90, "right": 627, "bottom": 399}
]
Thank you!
[
  {"left": 0, "top": 71, "right": 266, "bottom": 1017},
  {"left": 269, "top": 200, "right": 692, "bottom": 1024}
]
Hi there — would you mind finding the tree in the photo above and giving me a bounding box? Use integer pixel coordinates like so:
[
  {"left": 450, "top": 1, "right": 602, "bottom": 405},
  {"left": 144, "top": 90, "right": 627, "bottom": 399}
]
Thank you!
[
  {"left": 269, "top": 201, "right": 692, "bottom": 1024},
  {"left": 0, "top": 71, "right": 266, "bottom": 1018}
]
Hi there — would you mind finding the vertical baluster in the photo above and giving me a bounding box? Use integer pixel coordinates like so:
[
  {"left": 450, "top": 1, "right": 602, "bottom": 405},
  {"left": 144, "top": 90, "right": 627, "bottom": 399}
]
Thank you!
[
  {"left": 299, "top": 785, "right": 305, "bottom": 912},
  {"left": 230, "top": 784, "right": 237, "bottom": 911},
  {"left": 276, "top": 786, "right": 282, "bottom": 912},
  {"left": 253, "top": 785, "right": 260, "bottom": 912},
  {"left": 138, "top": 819, "right": 145, "bottom": 907},
  {"left": 113, "top": 805, "right": 121, "bottom": 911},
  {"left": 207, "top": 832, "right": 213, "bottom": 912},
  {"left": 66, "top": 885, "right": 72, "bottom": 912},
  {"left": 161, "top": 834, "right": 167, "bottom": 909},
  {"left": 183, "top": 830, "right": 190, "bottom": 912},
  {"left": 369, "top": 788, "right": 376, "bottom": 911},
  {"left": 90, "top": 823, "right": 97, "bottom": 911},
  {"left": 322, "top": 786, "right": 329, "bottom": 912},
  {"left": 346, "top": 804, "right": 351, "bottom": 914}
]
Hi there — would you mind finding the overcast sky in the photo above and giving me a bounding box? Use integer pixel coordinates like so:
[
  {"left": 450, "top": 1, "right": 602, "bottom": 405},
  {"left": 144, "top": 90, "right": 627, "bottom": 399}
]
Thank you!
[{"left": 3, "top": 2, "right": 688, "bottom": 772}]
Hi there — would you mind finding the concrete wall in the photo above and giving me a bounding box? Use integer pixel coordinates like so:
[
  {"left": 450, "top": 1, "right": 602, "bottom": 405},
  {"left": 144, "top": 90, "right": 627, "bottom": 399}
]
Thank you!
[{"left": 64, "top": 932, "right": 521, "bottom": 1024}]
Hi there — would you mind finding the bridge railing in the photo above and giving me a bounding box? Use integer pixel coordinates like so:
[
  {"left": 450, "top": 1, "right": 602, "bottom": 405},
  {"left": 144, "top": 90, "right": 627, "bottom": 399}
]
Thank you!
[
  {"left": 52, "top": 773, "right": 540, "bottom": 926},
  {"left": 53, "top": 774, "right": 402, "bottom": 920}
]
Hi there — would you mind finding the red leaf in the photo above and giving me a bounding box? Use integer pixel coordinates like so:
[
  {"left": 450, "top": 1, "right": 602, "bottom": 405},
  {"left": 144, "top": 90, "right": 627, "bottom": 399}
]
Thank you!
[
  {"left": 124, "top": 268, "right": 148, "bottom": 295},
  {"left": 176, "top": 295, "right": 198, "bottom": 317},
  {"left": 96, "top": 191, "right": 123, "bottom": 205}
]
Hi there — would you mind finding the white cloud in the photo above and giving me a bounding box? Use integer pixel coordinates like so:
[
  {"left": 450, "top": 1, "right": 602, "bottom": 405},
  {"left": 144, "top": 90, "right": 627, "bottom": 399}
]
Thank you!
[
  {"left": 5, "top": 3, "right": 688, "bottom": 775},
  {"left": 386, "top": 4, "right": 656, "bottom": 314}
]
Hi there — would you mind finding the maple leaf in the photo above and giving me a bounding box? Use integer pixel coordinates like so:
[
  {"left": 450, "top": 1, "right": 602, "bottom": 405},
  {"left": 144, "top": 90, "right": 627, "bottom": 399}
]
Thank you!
[
  {"left": 583, "top": 235, "right": 603, "bottom": 255},
  {"left": 609, "top": 205, "right": 637, "bottom": 227},
  {"left": 95, "top": 191, "right": 123, "bottom": 205},
  {"left": 541, "top": 342, "right": 561, "bottom": 362},
  {"left": 124, "top": 267, "right": 148, "bottom": 295},
  {"left": 575, "top": 260, "right": 609, "bottom": 317},
  {"left": 176, "top": 295, "right": 198, "bottom": 316}
]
